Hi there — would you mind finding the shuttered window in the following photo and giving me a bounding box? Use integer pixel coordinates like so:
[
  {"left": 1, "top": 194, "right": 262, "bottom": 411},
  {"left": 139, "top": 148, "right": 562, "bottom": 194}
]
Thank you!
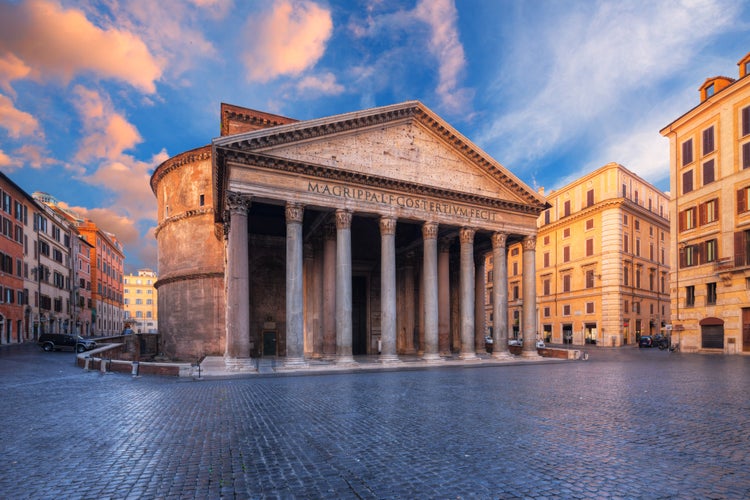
[
  {"left": 586, "top": 238, "right": 594, "bottom": 256},
  {"left": 682, "top": 170, "right": 693, "bottom": 194},
  {"left": 702, "top": 126, "right": 715, "bottom": 155},
  {"left": 743, "top": 142, "right": 750, "bottom": 169},
  {"left": 742, "top": 106, "right": 750, "bottom": 137},
  {"left": 702, "top": 159, "right": 715, "bottom": 185},
  {"left": 586, "top": 189, "right": 594, "bottom": 207},
  {"left": 738, "top": 187, "right": 750, "bottom": 213},
  {"left": 682, "top": 139, "right": 693, "bottom": 165},
  {"left": 563, "top": 246, "right": 570, "bottom": 262},
  {"left": 699, "top": 199, "right": 718, "bottom": 225}
]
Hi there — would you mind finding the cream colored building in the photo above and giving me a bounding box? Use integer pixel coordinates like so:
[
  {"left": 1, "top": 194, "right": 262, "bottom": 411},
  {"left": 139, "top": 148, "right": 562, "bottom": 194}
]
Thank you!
[
  {"left": 487, "top": 163, "right": 671, "bottom": 347},
  {"left": 124, "top": 269, "right": 158, "bottom": 333},
  {"left": 660, "top": 51, "right": 750, "bottom": 354}
]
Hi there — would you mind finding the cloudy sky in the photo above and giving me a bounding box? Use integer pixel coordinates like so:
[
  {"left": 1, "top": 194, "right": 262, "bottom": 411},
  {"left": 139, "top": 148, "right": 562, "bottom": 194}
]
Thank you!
[{"left": 1, "top": 0, "right": 748, "bottom": 273}]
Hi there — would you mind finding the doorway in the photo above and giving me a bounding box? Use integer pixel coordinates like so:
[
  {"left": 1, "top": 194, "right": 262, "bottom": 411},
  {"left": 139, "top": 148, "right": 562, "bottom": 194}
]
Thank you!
[
  {"left": 743, "top": 308, "right": 750, "bottom": 352},
  {"left": 262, "top": 330, "right": 277, "bottom": 356},
  {"left": 562, "top": 324, "right": 573, "bottom": 344},
  {"left": 352, "top": 276, "right": 368, "bottom": 355}
]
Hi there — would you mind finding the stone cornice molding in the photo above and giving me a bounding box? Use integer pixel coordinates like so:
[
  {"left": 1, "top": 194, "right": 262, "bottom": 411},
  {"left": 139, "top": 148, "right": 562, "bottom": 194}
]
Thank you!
[
  {"left": 154, "top": 207, "right": 214, "bottom": 238},
  {"left": 150, "top": 145, "right": 211, "bottom": 194},
  {"left": 541, "top": 198, "right": 670, "bottom": 234},
  {"left": 154, "top": 271, "right": 224, "bottom": 289}
]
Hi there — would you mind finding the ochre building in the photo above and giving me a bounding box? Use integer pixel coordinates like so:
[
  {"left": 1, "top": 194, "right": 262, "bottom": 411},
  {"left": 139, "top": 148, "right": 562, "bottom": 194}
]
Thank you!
[
  {"left": 152, "top": 102, "right": 547, "bottom": 368},
  {"left": 661, "top": 51, "right": 750, "bottom": 354}
]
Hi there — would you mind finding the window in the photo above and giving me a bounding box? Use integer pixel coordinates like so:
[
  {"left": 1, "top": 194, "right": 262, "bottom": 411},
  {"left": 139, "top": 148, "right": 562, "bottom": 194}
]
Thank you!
[
  {"left": 544, "top": 210, "right": 550, "bottom": 224},
  {"left": 623, "top": 266, "right": 629, "bottom": 286},
  {"left": 543, "top": 278, "right": 550, "bottom": 296},
  {"left": 199, "top": 194, "right": 205, "bottom": 206},
  {"left": 743, "top": 106, "right": 750, "bottom": 137},
  {"left": 702, "top": 159, "right": 715, "bottom": 185},
  {"left": 543, "top": 252, "right": 550, "bottom": 268},
  {"left": 623, "top": 234, "right": 629, "bottom": 253},
  {"left": 563, "top": 274, "right": 571, "bottom": 293},
  {"left": 585, "top": 219, "right": 594, "bottom": 230},
  {"left": 679, "top": 207, "right": 696, "bottom": 231},
  {"left": 586, "top": 302, "right": 595, "bottom": 314},
  {"left": 682, "top": 170, "right": 693, "bottom": 194},
  {"left": 563, "top": 200, "right": 571, "bottom": 217},
  {"left": 635, "top": 239, "right": 641, "bottom": 256},
  {"left": 682, "top": 139, "right": 693, "bottom": 165},
  {"left": 563, "top": 228, "right": 570, "bottom": 238},
  {"left": 562, "top": 305, "right": 571, "bottom": 316},
  {"left": 563, "top": 246, "right": 570, "bottom": 263},
  {"left": 686, "top": 285, "right": 695, "bottom": 307},
  {"left": 634, "top": 219, "right": 640, "bottom": 231},
  {"left": 743, "top": 142, "right": 750, "bottom": 169},
  {"left": 706, "top": 282, "right": 717, "bottom": 305},
  {"left": 622, "top": 184, "right": 627, "bottom": 197},
  {"left": 737, "top": 186, "right": 750, "bottom": 213},
  {"left": 700, "top": 198, "right": 718, "bottom": 225},
  {"left": 512, "top": 285, "right": 519, "bottom": 301},
  {"left": 706, "top": 239, "right": 717, "bottom": 262},
  {"left": 585, "top": 270, "right": 595, "bottom": 289},
  {"left": 512, "top": 262, "right": 518, "bottom": 276},
  {"left": 706, "top": 83, "right": 715, "bottom": 97},
  {"left": 543, "top": 235, "right": 550, "bottom": 245},
  {"left": 702, "top": 126, "right": 715, "bottom": 155},
  {"left": 586, "top": 189, "right": 594, "bottom": 207},
  {"left": 586, "top": 238, "right": 594, "bottom": 256},
  {"left": 543, "top": 307, "right": 550, "bottom": 318},
  {"left": 683, "top": 244, "right": 697, "bottom": 267}
]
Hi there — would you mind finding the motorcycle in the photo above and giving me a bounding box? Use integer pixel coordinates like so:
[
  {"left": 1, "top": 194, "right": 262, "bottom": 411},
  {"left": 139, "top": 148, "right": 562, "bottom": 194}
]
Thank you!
[{"left": 653, "top": 334, "right": 669, "bottom": 350}]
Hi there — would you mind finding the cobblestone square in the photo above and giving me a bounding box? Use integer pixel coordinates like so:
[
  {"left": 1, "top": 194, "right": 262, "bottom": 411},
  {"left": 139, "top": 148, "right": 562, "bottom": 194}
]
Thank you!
[{"left": 1, "top": 345, "right": 749, "bottom": 499}]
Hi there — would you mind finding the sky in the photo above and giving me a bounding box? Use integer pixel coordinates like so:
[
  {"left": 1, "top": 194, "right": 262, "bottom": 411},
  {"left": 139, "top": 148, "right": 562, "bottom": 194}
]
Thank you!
[{"left": 0, "top": 0, "right": 748, "bottom": 273}]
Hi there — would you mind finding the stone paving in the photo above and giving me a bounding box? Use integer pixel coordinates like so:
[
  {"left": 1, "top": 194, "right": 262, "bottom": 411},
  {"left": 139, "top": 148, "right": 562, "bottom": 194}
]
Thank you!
[{"left": 1, "top": 343, "right": 749, "bottom": 499}]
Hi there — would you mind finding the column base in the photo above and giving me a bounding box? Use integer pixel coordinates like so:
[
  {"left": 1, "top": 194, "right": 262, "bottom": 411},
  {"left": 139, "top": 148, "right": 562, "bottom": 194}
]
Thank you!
[
  {"left": 520, "top": 350, "right": 542, "bottom": 359},
  {"left": 335, "top": 355, "right": 357, "bottom": 365},
  {"left": 459, "top": 352, "right": 479, "bottom": 361},
  {"left": 224, "top": 357, "right": 257, "bottom": 372},
  {"left": 491, "top": 350, "right": 516, "bottom": 360},
  {"left": 421, "top": 352, "right": 443, "bottom": 363}
]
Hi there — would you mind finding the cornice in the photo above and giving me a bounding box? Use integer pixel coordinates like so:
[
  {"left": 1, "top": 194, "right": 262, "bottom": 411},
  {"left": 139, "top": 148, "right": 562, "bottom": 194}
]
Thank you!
[
  {"left": 540, "top": 198, "right": 670, "bottom": 233},
  {"left": 150, "top": 145, "right": 212, "bottom": 194},
  {"left": 154, "top": 271, "right": 224, "bottom": 289},
  {"left": 154, "top": 207, "right": 215, "bottom": 238},
  {"left": 218, "top": 150, "right": 543, "bottom": 219}
]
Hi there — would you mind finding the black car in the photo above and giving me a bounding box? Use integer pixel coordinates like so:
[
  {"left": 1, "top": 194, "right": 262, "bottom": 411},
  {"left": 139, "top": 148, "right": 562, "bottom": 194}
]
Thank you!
[
  {"left": 38, "top": 333, "right": 97, "bottom": 353},
  {"left": 639, "top": 335, "right": 654, "bottom": 348}
]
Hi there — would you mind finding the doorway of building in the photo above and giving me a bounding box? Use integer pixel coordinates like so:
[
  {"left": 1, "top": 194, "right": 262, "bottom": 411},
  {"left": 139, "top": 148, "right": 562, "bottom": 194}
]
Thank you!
[
  {"left": 743, "top": 308, "right": 750, "bottom": 352},
  {"left": 262, "top": 330, "right": 277, "bottom": 356},
  {"left": 352, "top": 276, "right": 368, "bottom": 355},
  {"left": 562, "top": 324, "right": 573, "bottom": 344},
  {"left": 584, "top": 323, "right": 597, "bottom": 344}
]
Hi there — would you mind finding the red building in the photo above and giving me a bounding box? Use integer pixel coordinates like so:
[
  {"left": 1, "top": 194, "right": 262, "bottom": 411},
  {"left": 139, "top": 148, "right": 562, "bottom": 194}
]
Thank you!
[{"left": 0, "top": 172, "right": 30, "bottom": 344}]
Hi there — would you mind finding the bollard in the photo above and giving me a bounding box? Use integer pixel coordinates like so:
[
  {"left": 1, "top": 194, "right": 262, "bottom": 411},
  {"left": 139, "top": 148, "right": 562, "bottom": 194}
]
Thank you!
[
  {"left": 131, "top": 361, "right": 140, "bottom": 377},
  {"left": 100, "top": 358, "right": 108, "bottom": 374},
  {"left": 84, "top": 356, "right": 91, "bottom": 371}
]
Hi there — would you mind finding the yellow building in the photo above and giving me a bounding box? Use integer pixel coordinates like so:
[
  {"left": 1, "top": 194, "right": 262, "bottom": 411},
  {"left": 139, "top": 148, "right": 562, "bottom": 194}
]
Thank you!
[
  {"left": 660, "top": 51, "right": 750, "bottom": 354},
  {"left": 123, "top": 269, "right": 158, "bottom": 334},
  {"left": 487, "top": 162, "right": 671, "bottom": 347}
]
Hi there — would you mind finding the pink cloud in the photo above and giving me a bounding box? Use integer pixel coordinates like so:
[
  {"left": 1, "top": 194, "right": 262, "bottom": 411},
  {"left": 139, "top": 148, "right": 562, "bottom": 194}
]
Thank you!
[
  {"left": 0, "top": 94, "right": 40, "bottom": 138},
  {"left": 295, "top": 72, "right": 344, "bottom": 95},
  {"left": 0, "top": 0, "right": 161, "bottom": 93},
  {"left": 0, "top": 52, "right": 31, "bottom": 96},
  {"left": 243, "top": 0, "right": 333, "bottom": 82},
  {"left": 72, "top": 86, "right": 142, "bottom": 162}
]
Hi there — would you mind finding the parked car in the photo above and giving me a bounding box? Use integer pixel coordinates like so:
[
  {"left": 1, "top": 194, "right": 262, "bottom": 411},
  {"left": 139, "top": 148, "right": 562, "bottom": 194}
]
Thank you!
[
  {"left": 639, "top": 335, "right": 654, "bottom": 348},
  {"left": 508, "top": 338, "right": 545, "bottom": 348},
  {"left": 38, "top": 333, "right": 97, "bottom": 353}
]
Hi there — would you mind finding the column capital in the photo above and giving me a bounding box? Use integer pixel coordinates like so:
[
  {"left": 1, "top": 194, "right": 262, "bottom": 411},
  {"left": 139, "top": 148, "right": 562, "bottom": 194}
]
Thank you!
[
  {"left": 335, "top": 209, "right": 353, "bottom": 230},
  {"left": 379, "top": 216, "right": 397, "bottom": 236},
  {"left": 226, "top": 192, "right": 251, "bottom": 214},
  {"left": 422, "top": 221, "right": 438, "bottom": 240},
  {"left": 491, "top": 232, "right": 508, "bottom": 249},
  {"left": 459, "top": 227, "right": 476, "bottom": 244},
  {"left": 285, "top": 202, "right": 304, "bottom": 224},
  {"left": 523, "top": 234, "right": 537, "bottom": 251}
]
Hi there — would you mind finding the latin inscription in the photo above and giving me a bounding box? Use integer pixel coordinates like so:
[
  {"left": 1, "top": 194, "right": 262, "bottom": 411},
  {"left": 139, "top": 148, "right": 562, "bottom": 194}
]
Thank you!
[{"left": 308, "top": 181, "right": 497, "bottom": 222}]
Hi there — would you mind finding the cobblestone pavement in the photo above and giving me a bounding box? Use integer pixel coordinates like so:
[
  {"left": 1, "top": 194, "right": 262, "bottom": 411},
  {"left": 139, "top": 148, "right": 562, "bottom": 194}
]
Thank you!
[{"left": 1, "top": 343, "right": 749, "bottom": 499}]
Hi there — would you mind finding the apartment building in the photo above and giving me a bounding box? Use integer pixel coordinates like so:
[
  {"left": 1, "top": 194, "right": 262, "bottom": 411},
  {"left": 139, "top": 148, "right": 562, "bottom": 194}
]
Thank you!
[
  {"left": 660, "top": 51, "right": 750, "bottom": 354},
  {"left": 123, "top": 269, "right": 158, "bottom": 333},
  {"left": 486, "top": 163, "right": 671, "bottom": 347},
  {"left": 0, "top": 173, "right": 29, "bottom": 344}
]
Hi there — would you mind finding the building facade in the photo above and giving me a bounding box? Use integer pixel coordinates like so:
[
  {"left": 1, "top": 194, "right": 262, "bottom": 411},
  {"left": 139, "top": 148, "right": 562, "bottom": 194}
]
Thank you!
[
  {"left": 533, "top": 163, "right": 671, "bottom": 346},
  {"left": 0, "top": 173, "right": 29, "bottom": 344},
  {"left": 123, "top": 269, "right": 158, "bottom": 333},
  {"left": 661, "top": 51, "right": 750, "bottom": 354},
  {"left": 152, "top": 101, "right": 547, "bottom": 366}
]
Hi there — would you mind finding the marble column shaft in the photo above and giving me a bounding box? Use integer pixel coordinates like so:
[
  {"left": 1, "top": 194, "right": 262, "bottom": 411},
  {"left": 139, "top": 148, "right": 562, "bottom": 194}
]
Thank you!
[
  {"left": 402, "top": 253, "right": 416, "bottom": 355},
  {"left": 335, "top": 210, "right": 355, "bottom": 363},
  {"left": 522, "top": 235, "right": 540, "bottom": 357},
  {"left": 459, "top": 227, "right": 477, "bottom": 360},
  {"left": 322, "top": 223, "right": 336, "bottom": 358},
  {"left": 491, "top": 232, "right": 512, "bottom": 358},
  {"left": 285, "top": 203, "right": 306, "bottom": 366},
  {"left": 438, "top": 239, "right": 451, "bottom": 355},
  {"left": 422, "top": 222, "right": 440, "bottom": 360},
  {"left": 379, "top": 217, "right": 399, "bottom": 362},
  {"left": 474, "top": 253, "right": 487, "bottom": 352},
  {"left": 225, "top": 193, "right": 251, "bottom": 361}
]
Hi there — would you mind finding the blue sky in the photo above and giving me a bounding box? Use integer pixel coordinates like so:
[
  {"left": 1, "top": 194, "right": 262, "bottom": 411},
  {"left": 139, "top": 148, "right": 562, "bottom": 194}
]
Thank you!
[{"left": 1, "top": 0, "right": 748, "bottom": 273}]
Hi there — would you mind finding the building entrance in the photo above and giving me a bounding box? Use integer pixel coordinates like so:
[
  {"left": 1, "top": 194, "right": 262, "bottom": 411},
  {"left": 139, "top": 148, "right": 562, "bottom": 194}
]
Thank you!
[{"left": 352, "top": 276, "right": 368, "bottom": 355}]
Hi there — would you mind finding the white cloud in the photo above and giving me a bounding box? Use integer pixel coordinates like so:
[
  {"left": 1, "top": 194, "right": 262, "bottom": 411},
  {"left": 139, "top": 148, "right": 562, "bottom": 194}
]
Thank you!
[
  {"left": 242, "top": 0, "right": 333, "bottom": 82},
  {"left": 294, "top": 72, "right": 345, "bottom": 95},
  {"left": 0, "top": 0, "right": 162, "bottom": 93},
  {"left": 479, "top": 0, "right": 740, "bottom": 170}
]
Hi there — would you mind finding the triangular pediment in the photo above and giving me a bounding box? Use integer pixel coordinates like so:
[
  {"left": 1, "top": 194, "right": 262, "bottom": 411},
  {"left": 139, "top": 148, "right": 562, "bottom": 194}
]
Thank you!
[{"left": 214, "top": 102, "right": 545, "bottom": 212}]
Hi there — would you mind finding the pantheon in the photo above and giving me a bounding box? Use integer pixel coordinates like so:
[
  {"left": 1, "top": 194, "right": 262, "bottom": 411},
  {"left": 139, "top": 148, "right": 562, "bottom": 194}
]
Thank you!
[{"left": 151, "top": 101, "right": 547, "bottom": 369}]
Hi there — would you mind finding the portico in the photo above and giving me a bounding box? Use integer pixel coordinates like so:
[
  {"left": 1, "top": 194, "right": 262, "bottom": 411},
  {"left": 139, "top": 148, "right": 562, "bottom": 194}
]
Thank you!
[{"left": 212, "top": 101, "right": 546, "bottom": 369}]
